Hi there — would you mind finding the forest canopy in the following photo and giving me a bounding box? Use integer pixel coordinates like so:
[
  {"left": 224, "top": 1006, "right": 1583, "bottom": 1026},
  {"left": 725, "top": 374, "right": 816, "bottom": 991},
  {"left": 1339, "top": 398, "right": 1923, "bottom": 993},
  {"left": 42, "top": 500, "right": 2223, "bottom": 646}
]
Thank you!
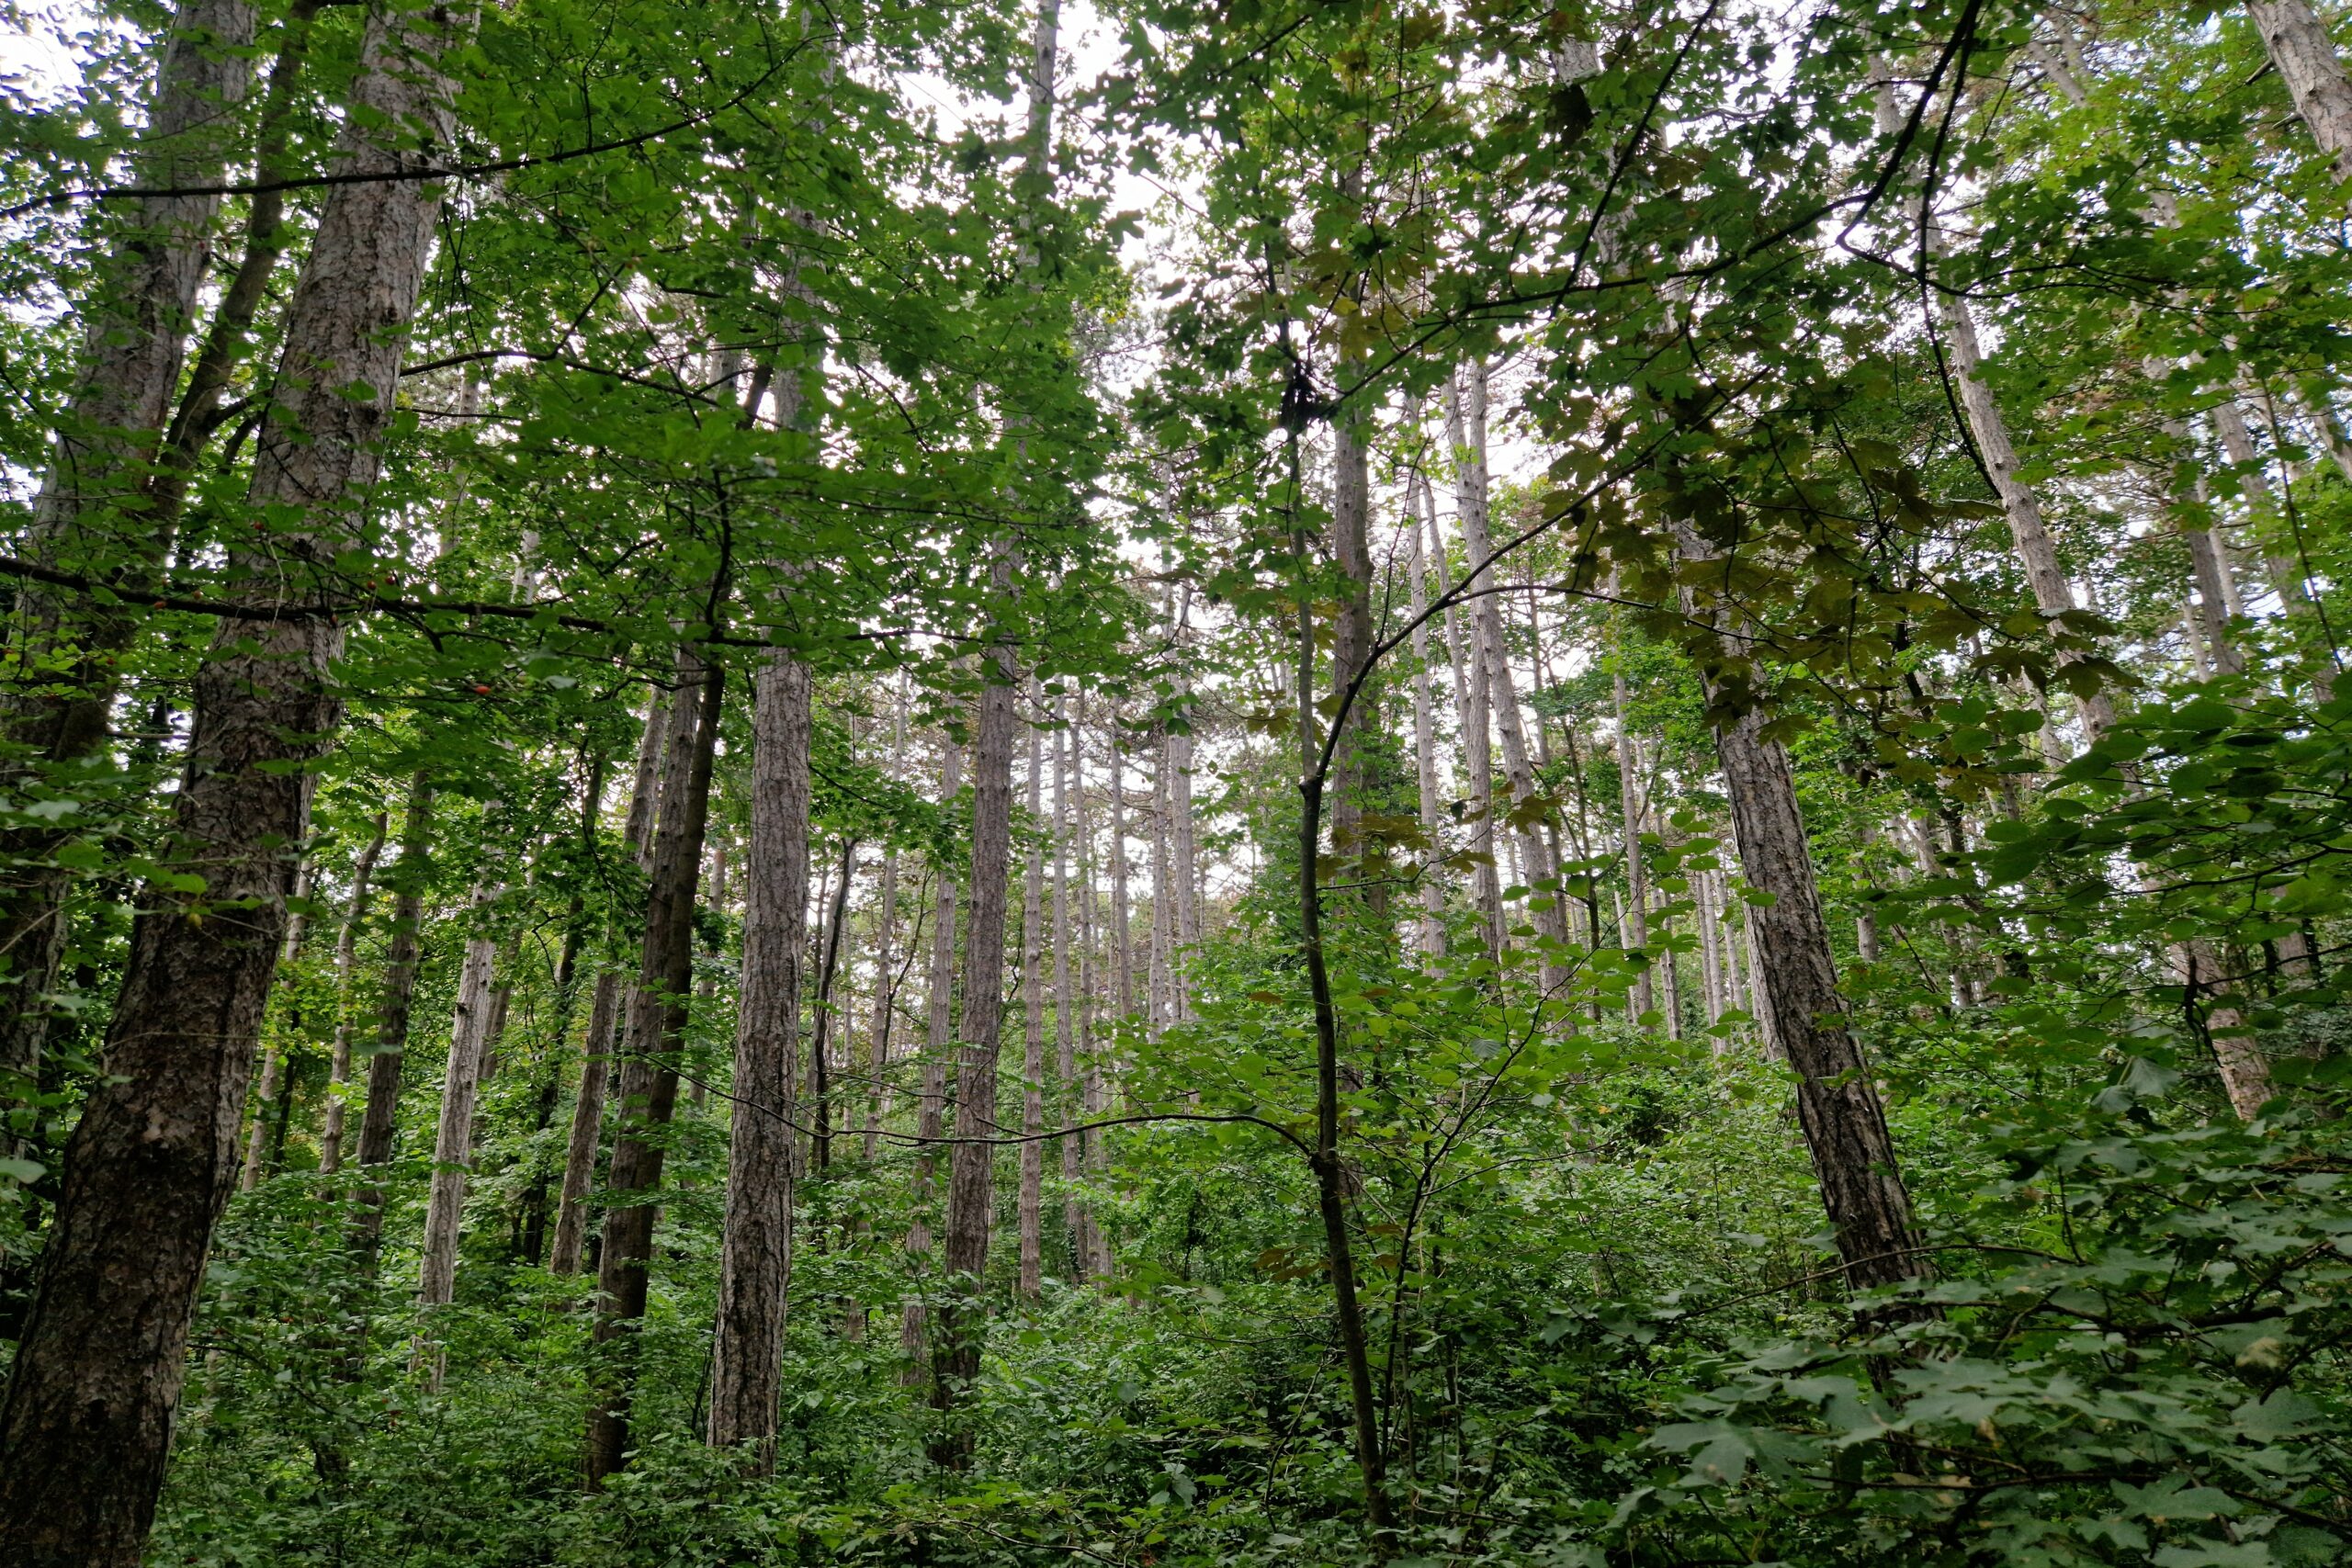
[{"left": 2, "top": 0, "right": 2352, "bottom": 1564}]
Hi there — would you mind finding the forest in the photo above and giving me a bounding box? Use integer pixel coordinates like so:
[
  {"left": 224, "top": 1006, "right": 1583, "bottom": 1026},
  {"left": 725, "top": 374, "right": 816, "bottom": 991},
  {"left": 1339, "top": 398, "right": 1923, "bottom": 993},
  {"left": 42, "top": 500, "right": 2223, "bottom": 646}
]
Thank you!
[{"left": 3, "top": 0, "right": 2351, "bottom": 1562}]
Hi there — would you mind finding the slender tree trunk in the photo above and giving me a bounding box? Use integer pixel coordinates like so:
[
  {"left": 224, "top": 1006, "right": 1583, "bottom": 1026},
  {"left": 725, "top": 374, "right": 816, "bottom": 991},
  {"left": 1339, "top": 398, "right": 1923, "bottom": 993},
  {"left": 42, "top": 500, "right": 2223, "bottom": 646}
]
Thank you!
[
  {"left": 865, "top": 692, "right": 906, "bottom": 1162},
  {"left": 1148, "top": 733, "right": 1175, "bottom": 1040},
  {"left": 1019, "top": 708, "right": 1046, "bottom": 1301},
  {"left": 707, "top": 652, "right": 811, "bottom": 1470},
  {"left": 1447, "top": 361, "right": 1569, "bottom": 978},
  {"left": 933, "top": 557, "right": 1021, "bottom": 1456},
  {"left": 352, "top": 779, "right": 433, "bottom": 1265},
  {"left": 1407, "top": 488, "right": 1447, "bottom": 957},
  {"left": 901, "top": 740, "right": 960, "bottom": 1376},
  {"left": 1169, "top": 659, "right": 1200, "bottom": 1014},
  {"left": 0, "top": 6, "right": 472, "bottom": 1556},
  {"left": 319, "top": 814, "right": 388, "bottom": 1174},
  {"left": 1329, "top": 383, "right": 1384, "bottom": 929},
  {"left": 417, "top": 888, "right": 501, "bottom": 1315},
  {"left": 586, "top": 649, "right": 723, "bottom": 1486},
  {"left": 1108, "top": 707, "right": 1136, "bottom": 1021},
  {"left": 240, "top": 863, "right": 311, "bottom": 1190},
  {"left": 1419, "top": 456, "right": 1502, "bottom": 957},
  {"left": 1053, "top": 701, "right": 1080, "bottom": 1251},
  {"left": 1613, "top": 669, "right": 1654, "bottom": 1023},
  {"left": 551, "top": 687, "right": 669, "bottom": 1276}
]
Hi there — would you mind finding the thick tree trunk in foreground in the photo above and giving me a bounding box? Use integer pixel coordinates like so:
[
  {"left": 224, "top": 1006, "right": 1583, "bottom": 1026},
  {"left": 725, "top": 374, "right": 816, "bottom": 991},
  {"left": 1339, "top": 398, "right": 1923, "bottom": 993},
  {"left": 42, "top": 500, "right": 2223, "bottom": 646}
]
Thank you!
[
  {"left": 586, "top": 651, "right": 722, "bottom": 1486},
  {"left": 707, "top": 652, "right": 811, "bottom": 1469},
  {"left": 0, "top": 0, "right": 260, "bottom": 1101},
  {"left": 2248, "top": 0, "right": 2352, "bottom": 186},
  {"left": 0, "top": 6, "right": 471, "bottom": 1558},
  {"left": 1712, "top": 697, "right": 1924, "bottom": 1292},
  {"left": 551, "top": 687, "right": 669, "bottom": 1276}
]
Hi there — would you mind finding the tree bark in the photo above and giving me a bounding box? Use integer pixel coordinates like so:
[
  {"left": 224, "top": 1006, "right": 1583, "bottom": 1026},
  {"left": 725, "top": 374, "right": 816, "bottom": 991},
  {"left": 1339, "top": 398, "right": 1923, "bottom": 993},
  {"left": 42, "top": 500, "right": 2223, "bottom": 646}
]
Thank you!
[
  {"left": 550, "top": 686, "right": 669, "bottom": 1275},
  {"left": 319, "top": 813, "right": 388, "bottom": 1174},
  {"left": 1613, "top": 670, "right": 1655, "bottom": 1023},
  {"left": 352, "top": 778, "right": 434, "bottom": 1264},
  {"left": 586, "top": 649, "right": 723, "bottom": 1486},
  {"left": 1407, "top": 491, "right": 1447, "bottom": 958},
  {"left": 0, "top": 5, "right": 472, "bottom": 1556},
  {"left": 0, "top": 0, "right": 262, "bottom": 1100},
  {"left": 2247, "top": 0, "right": 2352, "bottom": 186},
  {"left": 1419, "top": 448, "right": 1502, "bottom": 958},
  {"left": 1053, "top": 700, "right": 1081, "bottom": 1250},
  {"left": 417, "top": 887, "right": 501, "bottom": 1314},
  {"left": 239, "top": 862, "right": 311, "bottom": 1191},
  {"left": 901, "top": 739, "right": 960, "bottom": 1375},
  {"left": 1019, "top": 707, "right": 1046, "bottom": 1300},
  {"left": 707, "top": 651, "right": 811, "bottom": 1470},
  {"left": 933, "top": 558, "right": 1021, "bottom": 1453}
]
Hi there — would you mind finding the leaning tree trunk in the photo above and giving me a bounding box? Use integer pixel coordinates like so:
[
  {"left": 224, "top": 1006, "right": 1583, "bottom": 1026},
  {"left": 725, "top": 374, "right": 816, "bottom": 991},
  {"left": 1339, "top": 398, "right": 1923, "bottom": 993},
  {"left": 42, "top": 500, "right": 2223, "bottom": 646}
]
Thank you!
[
  {"left": 585, "top": 649, "right": 723, "bottom": 1487},
  {"left": 707, "top": 651, "right": 811, "bottom": 1471},
  {"left": 318, "top": 813, "right": 388, "bottom": 1174},
  {"left": 0, "top": 6, "right": 473, "bottom": 1559},
  {"left": 0, "top": 0, "right": 260, "bottom": 1103},
  {"left": 550, "top": 685, "right": 669, "bottom": 1276}
]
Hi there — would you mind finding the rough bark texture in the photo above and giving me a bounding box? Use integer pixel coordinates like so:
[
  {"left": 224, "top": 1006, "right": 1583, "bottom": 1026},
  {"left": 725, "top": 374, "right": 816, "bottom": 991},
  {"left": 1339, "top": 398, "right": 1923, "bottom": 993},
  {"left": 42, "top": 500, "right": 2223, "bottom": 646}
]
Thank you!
[
  {"left": 2248, "top": 0, "right": 2352, "bottom": 186},
  {"left": 1053, "top": 704, "right": 1081, "bottom": 1246},
  {"left": 1713, "top": 703, "right": 1923, "bottom": 1291},
  {"left": 586, "top": 651, "right": 722, "bottom": 1486},
  {"left": 319, "top": 814, "right": 389, "bottom": 1173},
  {"left": 550, "top": 687, "right": 669, "bottom": 1276},
  {"left": 1019, "top": 711, "right": 1046, "bottom": 1300},
  {"left": 707, "top": 652, "right": 811, "bottom": 1468},
  {"left": 0, "top": 0, "right": 262, "bottom": 1102},
  {"left": 934, "top": 564, "right": 1021, "bottom": 1450},
  {"left": 901, "top": 741, "right": 960, "bottom": 1371},
  {"left": 417, "top": 891, "right": 501, "bottom": 1311},
  {"left": 0, "top": 8, "right": 470, "bottom": 1556}
]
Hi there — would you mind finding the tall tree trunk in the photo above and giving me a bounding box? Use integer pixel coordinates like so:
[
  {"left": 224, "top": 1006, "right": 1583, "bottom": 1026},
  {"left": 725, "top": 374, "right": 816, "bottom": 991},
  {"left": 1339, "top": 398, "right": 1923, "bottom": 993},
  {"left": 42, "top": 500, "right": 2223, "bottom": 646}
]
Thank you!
[
  {"left": 352, "top": 778, "right": 434, "bottom": 1263},
  {"left": 1329, "top": 379, "right": 1384, "bottom": 929},
  {"left": 551, "top": 686, "right": 669, "bottom": 1276},
  {"left": 1148, "top": 732, "right": 1175, "bottom": 1040},
  {"left": 417, "top": 887, "right": 501, "bottom": 1315},
  {"left": 1419, "top": 449, "right": 1502, "bottom": 957},
  {"left": 1053, "top": 700, "right": 1081, "bottom": 1252},
  {"left": 865, "top": 690, "right": 907, "bottom": 1162},
  {"left": 1447, "top": 360, "right": 1570, "bottom": 979},
  {"left": 1613, "top": 668, "right": 1654, "bottom": 1023},
  {"left": 933, "top": 557, "right": 1021, "bottom": 1456},
  {"left": 901, "top": 739, "right": 961, "bottom": 1376},
  {"left": 319, "top": 813, "right": 389, "bottom": 1174},
  {"left": 1678, "top": 531, "right": 1924, "bottom": 1292},
  {"left": 1108, "top": 706, "right": 1136, "bottom": 1021},
  {"left": 1407, "top": 495, "right": 1446, "bottom": 957},
  {"left": 707, "top": 652, "right": 811, "bottom": 1470},
  {"left": 239, "top": 863, "right": 311, "bottom": 1190},
  {"left": 810, "top": 838, "right": 854, "bottom": 1172},
  {"left": 0, "top": 5, "right": 473, "bottom": 1557},
  {"left": 0, "top": 0, "right": 261, "bottom": 1104},
  {"left": 1019, "top": 708, "right": 1046, "bottom": 1301},
  {"left": 2247, "top": 0, "right": 2352, "bottom": 186},
  {"left": 586, "top": 649, "right": 723, "bottom": 1486}
]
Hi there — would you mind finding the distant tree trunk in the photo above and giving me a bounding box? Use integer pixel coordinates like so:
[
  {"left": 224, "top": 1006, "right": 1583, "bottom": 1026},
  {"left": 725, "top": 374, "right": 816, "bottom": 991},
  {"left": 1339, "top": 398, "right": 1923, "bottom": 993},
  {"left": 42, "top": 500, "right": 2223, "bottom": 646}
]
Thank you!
[
  {"left": 1019, "top": 708, "right": 1047, "bottom": 1301},
  {"left": 933, "top": 558, "right": 1021, "bottom": 1456},
  {"left": 810, "top": 838, "right": 854, "bottom": 1172},
  {"left": 352, "top": 779, "right": 434, "bottom": 1263},
  {"left": 1613, "top": 669, "right": 1654, "bottom": 1023},
  {"left": 1419, "top": 446, "right": 1502, "bottom": 957},
  {"left": 1448, "top": 360, "right": 1570, "bottom": 977},
  {"left": 708, "top": 651, "right": 811, "bottom": 1471},
  {"left": 1053, "top": 702, "right": 1081, "bottom": 1252},
  {"left": 1108, "top": 706, "right": 1136, "bottom": 1020},
  {"left": 319, "top": 814, "right": 388, "bottom": 1174},
  {"left": 586, "top": 649, "right": 723, "bottom": 1486},
  {"left": 1407, "top": 494, "right": 1446, "bottom": 957},
  {"left": 901, "top": 739, "right": 961, "bottom": 1376},
  {"left": 0, "top": 0, "right": 261, "bottom": 1107},
  {"left": 240, "top": 862, "right": 312, "bottom": 1191},
  {"left": 865, "top": 690, "right": 907, "bottom": 1163},
  {"left": 688, "top": 839, "right": 731, "bottom": 1112},
  {"left": 0, "top": 4, "right": 473, "bottom": 1556},
  {"left": 1148, "top": 733, "right": 1175, "bottom": 1040},
  {"left": 1329, "top": 387, "right": 1383, "bottom": 928},
  {"left": 550, "top": 687, "right": 669, "bottom": 1276},
  {"left": 417, "top": 887, "right": 501, "bottom": 1315},
  {"left": 1169, "top": 661, "right": 1201, "bottom": 1013},
  {"left": 1695, "top": 864, "right": 1726, "bottom": 1032}
]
